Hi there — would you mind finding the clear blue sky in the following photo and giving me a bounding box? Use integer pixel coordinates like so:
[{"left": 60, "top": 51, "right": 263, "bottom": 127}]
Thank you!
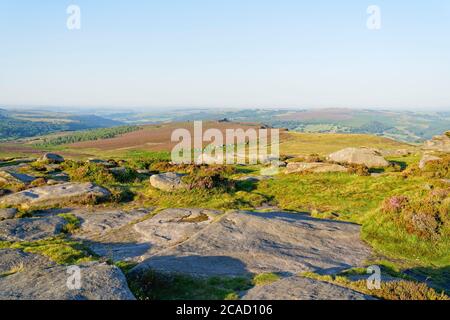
[{"left": 0, "top": 0, "right": 449, "bottom": 110}]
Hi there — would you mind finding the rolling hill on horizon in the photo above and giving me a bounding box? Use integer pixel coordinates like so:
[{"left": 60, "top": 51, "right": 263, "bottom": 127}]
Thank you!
[
  {"left": 0, "top": 107, "right": 449, "bottom": 144},
  {"left": 0, "top": 108, "right": 124, "bottom": 141}
]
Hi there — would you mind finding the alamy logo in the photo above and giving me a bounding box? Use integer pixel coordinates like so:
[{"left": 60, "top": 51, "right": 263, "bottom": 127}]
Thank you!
[
  {"left": 171, "top": 121, "right": 280, "bottom": 170},
  {"left": 66, "top": 266, "right": 82, "bottom": 290},
  {"left": 67, "top": 5, "right": 81, "bottom": 30},
  {"left": 367, "top": 265, "right": 381, "bottom": 290},
  {"left": 367, "top": 5, "right": 381, "bottom": 30}
]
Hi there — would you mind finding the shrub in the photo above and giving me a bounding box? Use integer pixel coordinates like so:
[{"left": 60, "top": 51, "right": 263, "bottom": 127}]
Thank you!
[
  {"left": 252, "top": 273, "right": 281, "bottom": 286},
  {"left": 58, "top": 213, "right": 81, "bottom": 234},
  {"left": 182, "top": 166, "right": 236, "bottom": 190},
  {"left": 382, "top": 195, "right": 409, "bottom": 214},
  {"left": 30, "top": 177, "right": 47, "bottom": 187},
  {"left": 404, "top": 155, "right": 450, "bottom": 179},
  {"left": 28, "top": 161, "right": 48, "bottom": 172},
  {"left": 347, "top": 163, "right": 371, "bottom": 176},
  {"left": 110, "top": 186, "right": 135, "bottom": 203},
  {"left": 422, "top": 156, "right": 450, "bottom": 179},
  {"left": 62, "top": 160, "right": 115, "bottom": 185},
  {"left": 150, "top": 161, "right": 191, "bottom": 173},
  {"left": 111, "top": 167, "right": 138, "bottom": 183},
  {"left": 381, "top": 190, "right": 449, "bottom": 241},
  {"left": 302, "top": 272, "right": 448, "bottom": 300}
]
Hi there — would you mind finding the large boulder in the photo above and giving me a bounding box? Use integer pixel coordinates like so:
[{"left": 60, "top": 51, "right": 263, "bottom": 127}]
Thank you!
[
  {"left": 419, "top": 154, "right": 441, "bottom": 170},
  {"left": 0, "top": 216, "right": 67, "bottom": 241},
  {"left": 150, "top": 173, "right": 187, "bottom": 191},
  {"left": 327, "top": 148, "right": 389, "bottom": 168},
  {"left": 242, "top": 276, "right": 374, "bottom": 300},
  {"left": 131, "top": 210, "right": 371, "bottom": 277},
  {"left": 423, "top": 133, "right": 450, "bottom": 153},
  {"left": 39, "top": 153, "right": 65, "bottom": 164},
  {"left": 286, "top": 162, "right": 348, "bottom": 174},
  {"left": 0, "top": 249, "right": 135, "bottom": 300},
  {"left": 0, "top": 182, "right": 110, "bottom": 208}
]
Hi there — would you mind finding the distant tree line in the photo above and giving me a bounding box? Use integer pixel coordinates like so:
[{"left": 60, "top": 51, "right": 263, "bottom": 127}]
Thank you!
[
  {"left": 0, "top": 118, "right": 66, "bottom": 140},
  {"left": 35, "top": 125, "right": 142, "bottom": 147}
]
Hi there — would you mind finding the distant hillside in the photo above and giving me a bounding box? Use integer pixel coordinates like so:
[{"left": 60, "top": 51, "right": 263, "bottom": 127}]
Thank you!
[
  {"left": 0, "top": 109, "right": 124, "bottom": 140},
  {"left": 110, "top": 108, "right": 448, "bottom": 143}
]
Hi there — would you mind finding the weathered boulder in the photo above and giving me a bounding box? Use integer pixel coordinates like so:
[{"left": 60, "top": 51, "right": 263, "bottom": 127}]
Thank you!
[
  {"left": 286, "top": 162, "right": 348, "bottom": 174},
  {"left": 0, "top": 208, "right": 17, "bottom": 221},
  {"left": 419, "top": 154, "right": 441, "bottom": 169},
  {"left": 423, "top": 133, "right": 450, "bottom": 153},
  {"left": 0, "top": 182, "right": 110, "bottom": 208},
  {"left": 327, "top": 148, "right": 389, "bottom": 168},
  {"left": 0, "top": 216, "right": 67, "bottom": 241},
  {"left": 39, "top": 153, "right": 64, "bottom": 164},
  {"left": 133, "top": 208, "right": 220, "bottom": 249},
  {"left": 0, "top": 170, "right": 36, "bottom": 184},
  {"left": 150, "top": 173, "right": 187, "bottom": 191},
  {"left": 132, "top": 211, "right": 371, "bottom": 277},
  {"left": 242, "top": 276, "right": 374, "bottom": 300},
  {"left": 0, "top": 249, "right": 135, "bottom": 300}
]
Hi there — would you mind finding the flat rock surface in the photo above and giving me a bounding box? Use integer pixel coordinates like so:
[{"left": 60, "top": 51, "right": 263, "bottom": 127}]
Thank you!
[
  {"left": 0, "top": 170, "right": 36, "bottom": 183},
  {"left": 133, "top": 208, "right": 221, "bottom": 248},
  {"left": 0, "top": 248, "right": 51, "bottom": 274},
  {"left": 73, "top": 208, "right": 152, "bottom": 239},
  {"left": 132, "top": 211, "right": 371, "bottom": 277},
  {"left": 0, "top": 216, "right": 67, "bottom": 241},
  {"left": 0, "top": 249, "right": 135, "bottom": 300},
  {"left": 85, "top": 208, "right": 220, "bottom": 262},
  {"left": 74, "top": 208, "right": 153, "bottom": 261},
  {"left": 0, "top": 182, "right": 110, "bottom": 207},
  {"left": 242, "top": 276, "right": 374, "bottom": 300}
]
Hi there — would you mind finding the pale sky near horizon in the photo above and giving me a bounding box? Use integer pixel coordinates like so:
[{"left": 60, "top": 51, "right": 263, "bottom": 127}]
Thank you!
[{"left": 0, "top": 1, "right": 449, "bottom": 110}]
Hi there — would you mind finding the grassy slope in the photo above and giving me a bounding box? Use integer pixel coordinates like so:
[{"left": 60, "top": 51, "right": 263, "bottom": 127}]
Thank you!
[{"left": 280, "top": 132, "right": 414, "bottom": 156}]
